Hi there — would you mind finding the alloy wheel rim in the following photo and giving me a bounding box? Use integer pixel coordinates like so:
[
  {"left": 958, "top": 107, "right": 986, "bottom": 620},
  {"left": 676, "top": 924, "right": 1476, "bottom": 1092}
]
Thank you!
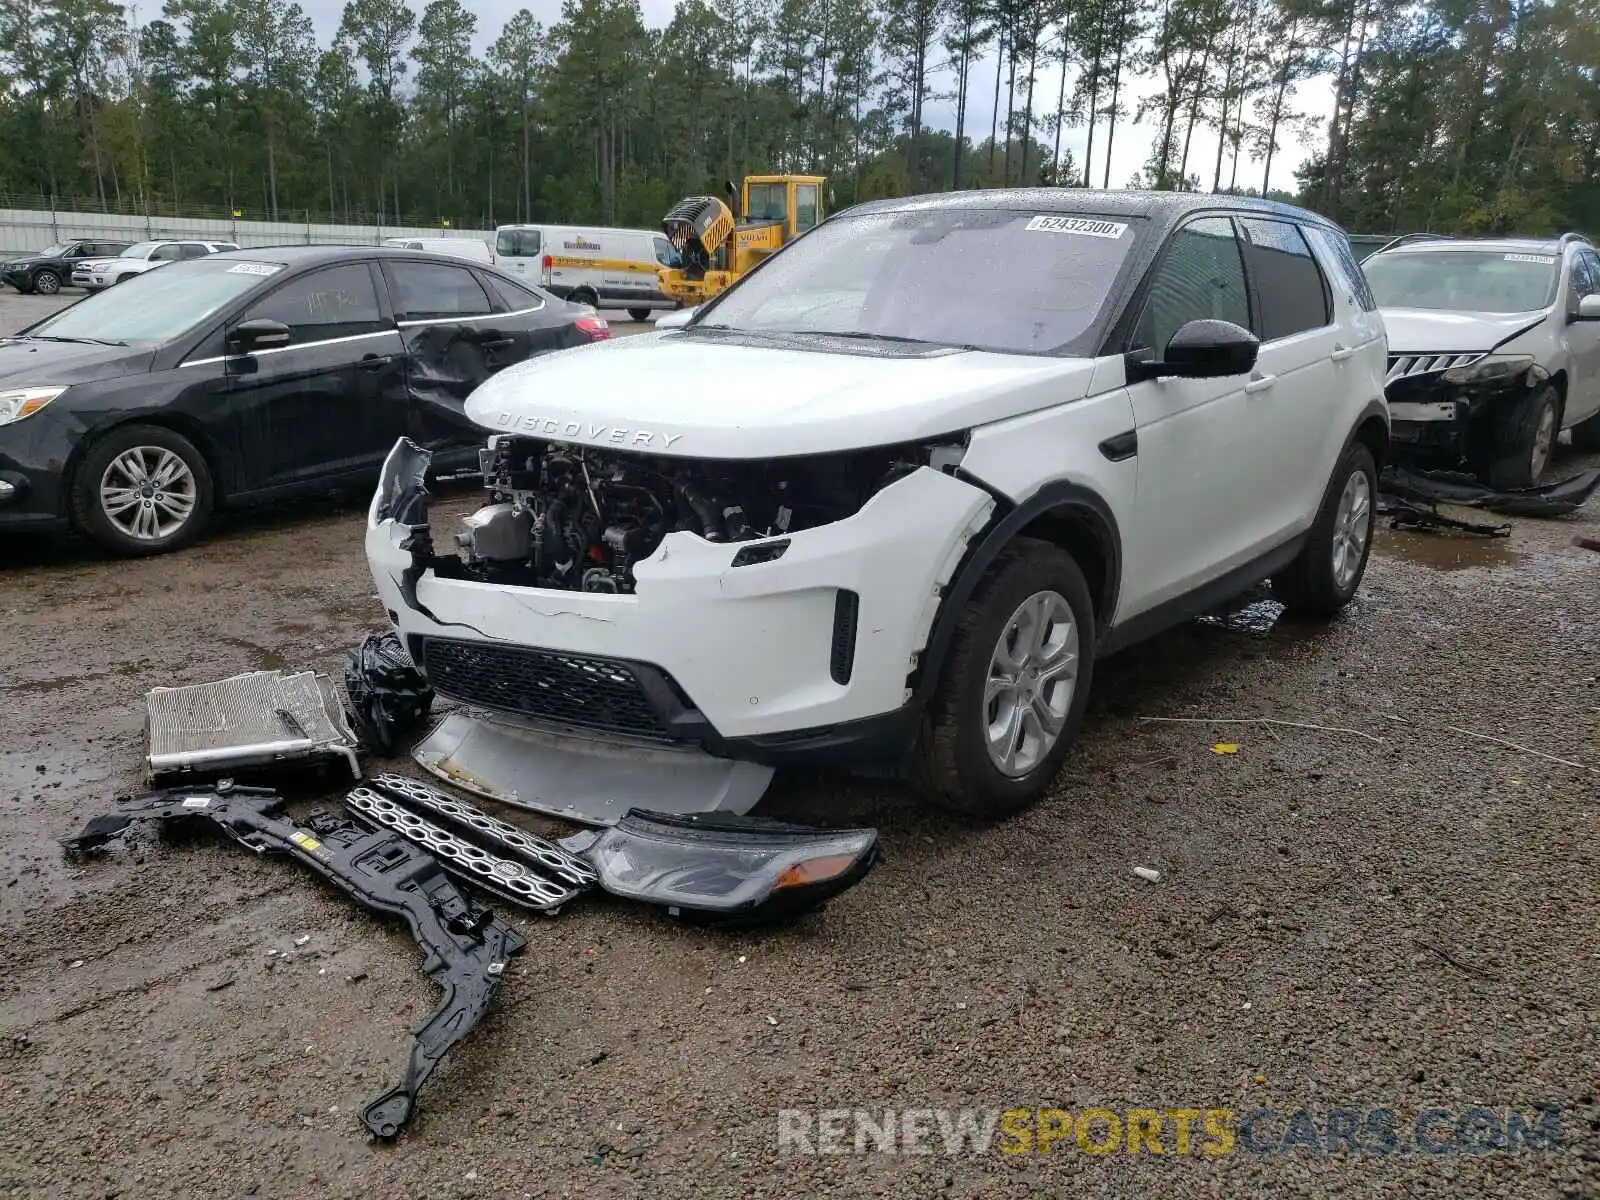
[
  {"left": 100, "top": 447, "right": 197, "bottom": 541},
  {"left": 37, "top": 273, "right": 59, "bottom": 294},
  {"left": 984, "top": 589, "right": 1079, "bottom": 778},
  {"left": 1532, "top": 404, "right": 1556, "bottom": 480},
  {"left": 1331, "top": 469, "right": 1372, "bottom": 591}
]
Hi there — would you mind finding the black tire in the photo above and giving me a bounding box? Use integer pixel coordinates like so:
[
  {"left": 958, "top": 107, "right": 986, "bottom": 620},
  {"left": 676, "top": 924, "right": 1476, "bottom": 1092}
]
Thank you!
[
  {"left": 1569, "top": 407, "right": 1600, "bottom": 453},
  {"left": 69, "top": 423, "right": 215, "bottom": 557},
  {"left": 1476, "top": 384, "right": 1560, "bottom": 489},
  {"left": 1272, "top": 442, "right": 1377, "bottom": 618},
  {"left": 570, "top": 288, "right": 599, "bottom": 309},
  {"left": 627, "top": 307, "right": 651, "bottom": 322},
  {"left": 910, "top": 537, "right": 1097, "bottom": 820},
  {"left": 32, "top": 269, "right": 61, "bottom": 295}
]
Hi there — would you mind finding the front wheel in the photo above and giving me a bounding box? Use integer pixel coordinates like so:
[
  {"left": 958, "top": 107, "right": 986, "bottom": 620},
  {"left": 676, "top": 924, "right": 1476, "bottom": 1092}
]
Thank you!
[
  {"left": 911, "top": 538, "right": 1096, "bottom": 820},
  {"left": 70, "top": 424, "right": 215, "bottom": 556},
  {"left": 1477, "top": 384, "right": 1559, "bottom": 488},
  {"left": 32, "top": 269, "right": 61, "bottom": 295},
  {"left": 1272, "top": 442, "right": 1377, "bottom": 618},
  {"left": 626, "top": 307, "right": 651, "bottom": 323}
]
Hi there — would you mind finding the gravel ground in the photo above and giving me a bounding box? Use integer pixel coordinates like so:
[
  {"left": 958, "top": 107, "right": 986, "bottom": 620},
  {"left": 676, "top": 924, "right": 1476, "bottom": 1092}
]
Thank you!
[{"left": 2, "top": 286, "right": 1598, "bottom": 1198}]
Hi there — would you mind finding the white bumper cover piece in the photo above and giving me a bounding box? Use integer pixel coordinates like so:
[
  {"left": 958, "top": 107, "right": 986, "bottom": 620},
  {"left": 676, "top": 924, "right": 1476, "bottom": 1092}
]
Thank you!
[
  {"left": 411, "top": 709, "right": 775, "bottom": 826},
  {"left": 365, "top": 442, "right": 996, "bottom": 742}
]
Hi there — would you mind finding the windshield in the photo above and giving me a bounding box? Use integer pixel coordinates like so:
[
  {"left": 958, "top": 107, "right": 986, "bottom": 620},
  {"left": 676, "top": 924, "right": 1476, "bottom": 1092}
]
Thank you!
[
  {"left": 745, "top": 184, "right": 788, "bottom": 223},
  {"left": 1365, "top": 250, "right": 1559, "bottom": 313},
  {"left": 696, "top": 208, "right": 1141, "bottom": 355},
  {"left": 34, "top": 243, "right": 69, "bottom": 257},
  {"left": 119, "top": 241, "right": 161, "bottom": 258},
  {"left": 22, "top": 257, "right": 286, "bottom": 343}
]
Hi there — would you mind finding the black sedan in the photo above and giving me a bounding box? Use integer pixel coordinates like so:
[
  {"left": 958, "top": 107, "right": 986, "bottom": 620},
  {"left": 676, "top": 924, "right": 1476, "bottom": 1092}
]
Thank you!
[{"left": 0, "top": 245, "right": 610, "bottom": 555}]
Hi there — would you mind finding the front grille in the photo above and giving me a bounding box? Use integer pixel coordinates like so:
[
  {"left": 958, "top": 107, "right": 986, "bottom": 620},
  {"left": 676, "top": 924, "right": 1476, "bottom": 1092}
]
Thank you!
[
  {"left": 1385, "top": 352, "right": 1485, "bottom": 386},
  {"left": 419, "top": 637, "right": 670, "bottom": 738}
]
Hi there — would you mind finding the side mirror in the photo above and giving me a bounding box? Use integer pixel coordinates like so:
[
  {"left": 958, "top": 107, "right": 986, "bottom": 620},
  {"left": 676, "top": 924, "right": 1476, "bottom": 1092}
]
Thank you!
[
  {"left": 227, "top": 318, "right": 292, "bottom": 354},
  {"left": 1573, "top": 294, "right": 1600, "bottom": 322},
  {"left": 1127, "top": 318, "right": 1259, "bottom": 382}
]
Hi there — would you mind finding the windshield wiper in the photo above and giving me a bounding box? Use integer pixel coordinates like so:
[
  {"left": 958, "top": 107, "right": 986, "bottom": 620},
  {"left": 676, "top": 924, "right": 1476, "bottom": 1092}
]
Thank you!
[
  {"left": 766, "top": 329, "right": 983, "bottom": 351},
  {"left": 21, "top": 334, "right": 128, "bottom": 347}
]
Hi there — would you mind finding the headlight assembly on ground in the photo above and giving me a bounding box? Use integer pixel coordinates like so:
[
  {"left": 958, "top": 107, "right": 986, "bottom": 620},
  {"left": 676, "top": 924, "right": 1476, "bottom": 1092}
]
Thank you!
[{"left": 569, "top": 810, "right": 880, "bottom": 926}]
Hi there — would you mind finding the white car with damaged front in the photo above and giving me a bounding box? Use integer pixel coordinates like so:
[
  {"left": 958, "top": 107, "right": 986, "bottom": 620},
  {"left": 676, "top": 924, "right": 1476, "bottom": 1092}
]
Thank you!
[{"left": 367, "top": 190, "right": 1390, "bottom": 824}]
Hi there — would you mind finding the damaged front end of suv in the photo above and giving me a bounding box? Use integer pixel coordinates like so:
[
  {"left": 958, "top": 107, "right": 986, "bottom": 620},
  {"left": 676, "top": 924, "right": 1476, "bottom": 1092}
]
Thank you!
[
  {"left": 367, "top": 417, "right": 998, "bottom": 824},
  {"left": 1382, "top": 351, "right": 1551, "bottom": 471}
]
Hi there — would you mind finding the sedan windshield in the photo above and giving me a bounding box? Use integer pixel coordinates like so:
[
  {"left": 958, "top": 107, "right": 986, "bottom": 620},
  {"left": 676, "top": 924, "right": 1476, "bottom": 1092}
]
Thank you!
[
  {"left": 1364, "top": 250, "right": 1559, "bottom": 313},
  {"left": 22, "top": 258, "right": 286, "bottom": 344},
  {"left": 696, "top": 207, "right": 1141, "bottom": 355}
]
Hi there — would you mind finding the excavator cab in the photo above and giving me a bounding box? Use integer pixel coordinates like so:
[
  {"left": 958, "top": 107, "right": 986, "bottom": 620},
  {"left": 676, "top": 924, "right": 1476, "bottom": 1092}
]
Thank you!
[{"left": 738, "top": 175, "right": 826, "bottom": 239}]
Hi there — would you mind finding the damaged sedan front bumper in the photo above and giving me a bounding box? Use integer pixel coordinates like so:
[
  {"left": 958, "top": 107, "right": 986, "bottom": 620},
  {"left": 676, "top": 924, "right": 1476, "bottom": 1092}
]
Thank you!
[{"left": 365, "top": 438, "right": 995, "bottom": 819}]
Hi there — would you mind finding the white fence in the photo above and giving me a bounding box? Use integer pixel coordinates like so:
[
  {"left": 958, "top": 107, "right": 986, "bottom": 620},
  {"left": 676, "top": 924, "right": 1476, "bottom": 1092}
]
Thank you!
[{"left": 0, "top": 206, "right": 495, "bottom": 254}]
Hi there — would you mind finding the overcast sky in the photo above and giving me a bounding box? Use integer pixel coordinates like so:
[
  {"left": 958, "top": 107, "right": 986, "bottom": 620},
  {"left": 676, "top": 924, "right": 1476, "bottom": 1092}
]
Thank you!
[{"left": 296, "top": 0, "right": 1334, "bottom": 196}]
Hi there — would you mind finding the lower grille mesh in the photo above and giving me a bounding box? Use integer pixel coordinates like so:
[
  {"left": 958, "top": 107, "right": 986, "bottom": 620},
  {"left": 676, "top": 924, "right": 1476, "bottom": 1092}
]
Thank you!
[{"left": 419, "top": 638, "right": 669, "bottom": 737}]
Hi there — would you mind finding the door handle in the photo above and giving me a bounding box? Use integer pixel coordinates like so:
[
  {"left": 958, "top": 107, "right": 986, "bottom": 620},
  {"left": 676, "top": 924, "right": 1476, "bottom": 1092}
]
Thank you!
[
  {"left": 1244, "top": 373, "right": 1277, "bottom": 394},
  {"left": 360, "top": 354, "right": 393, "bottom": 371},
  {"left": 1330, "top": 344, "right": 1356, "bottom": 362}
]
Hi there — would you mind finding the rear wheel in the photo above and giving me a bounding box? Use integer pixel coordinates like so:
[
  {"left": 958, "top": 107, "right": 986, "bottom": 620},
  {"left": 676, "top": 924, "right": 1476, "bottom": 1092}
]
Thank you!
[
  {"left": 911, "top": 538, "right": 1096, "bottom": 820},
  {"left": 627, "top": 307, "right": 651, "bottom": 323},
  {"left": 569, "top": 288, "right": 599, "bottom": 309},
  {"left": 70, "top": 423, "right": 215, "bottom": 556},
  {"left": 1272, "top": 442, "right": 1377, "bottom": 617},
  {"left": 32, "top": 269, "right": 61, "bottom": 295},
  {"left": 1476, "top": 384, "right": 1559, "bottom": 489}
]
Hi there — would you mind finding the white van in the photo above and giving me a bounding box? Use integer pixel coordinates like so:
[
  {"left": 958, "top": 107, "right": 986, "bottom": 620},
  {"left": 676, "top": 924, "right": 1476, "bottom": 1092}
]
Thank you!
[
  {"left": 381, "top": 236, "right": 495, "bottom": 267},
  {"left": 493, "top": 224, "right": 681, "bottom": 320}
]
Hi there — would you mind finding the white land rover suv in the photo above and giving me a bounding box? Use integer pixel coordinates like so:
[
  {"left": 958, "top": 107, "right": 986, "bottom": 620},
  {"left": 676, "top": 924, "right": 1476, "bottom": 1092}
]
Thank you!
[
  {"left": 1363, "top": 232, "right": 1600, "bottom": 486},
  {"left": 367, "top": 191, "right": 1390, "bottom": 822}
]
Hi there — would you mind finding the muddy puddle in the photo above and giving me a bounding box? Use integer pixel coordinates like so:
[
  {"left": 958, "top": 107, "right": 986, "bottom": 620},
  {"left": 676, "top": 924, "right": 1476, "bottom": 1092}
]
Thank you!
[{"left": 1374, "top": 530, "right": 1526, "bottom": 572}]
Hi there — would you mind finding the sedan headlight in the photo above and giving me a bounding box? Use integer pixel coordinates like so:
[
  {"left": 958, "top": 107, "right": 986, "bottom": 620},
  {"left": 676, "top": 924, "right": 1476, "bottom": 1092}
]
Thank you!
[
  {"left": 0, "top": 386, "right": 68, "bottom": 426},
  {"left": 1441, "top": 353, "right": 1546, "bottom": 387}
]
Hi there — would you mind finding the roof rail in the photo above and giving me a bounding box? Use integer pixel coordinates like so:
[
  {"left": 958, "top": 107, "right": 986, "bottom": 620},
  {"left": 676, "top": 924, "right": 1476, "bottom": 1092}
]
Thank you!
[
  {"left": 1557, "top": 231, "right": 1592, "bottom": 249},
  {"left": 1371, "top": 232, "right": 1452, "bottom": 255}
]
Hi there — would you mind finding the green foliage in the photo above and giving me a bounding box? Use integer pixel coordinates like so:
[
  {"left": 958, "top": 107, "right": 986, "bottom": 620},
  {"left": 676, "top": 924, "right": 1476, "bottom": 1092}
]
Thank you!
[{"left": 1, "top": 0, "right": 1596, "bottom": 236}]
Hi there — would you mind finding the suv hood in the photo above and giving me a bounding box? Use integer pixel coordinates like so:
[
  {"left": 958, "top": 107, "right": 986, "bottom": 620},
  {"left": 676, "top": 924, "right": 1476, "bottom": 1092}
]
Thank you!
[
  {"left": 462, "top": 331, "right": 1099, "bottom": 458},
  {"left": 1380, "top": 307, "right": 1545, "bottom": 354}
]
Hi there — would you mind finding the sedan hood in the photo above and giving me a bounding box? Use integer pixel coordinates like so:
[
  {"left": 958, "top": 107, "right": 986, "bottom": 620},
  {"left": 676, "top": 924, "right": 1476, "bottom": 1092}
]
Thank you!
[
  {"left": 0, "top": 338, "right": 153, "bottom": 387},
  {"left": 1380, "top": 307, "right": 1545, "bottom": 354},
  {"left": 462, "top": 331, "right": 1099, "bottom": 458}
]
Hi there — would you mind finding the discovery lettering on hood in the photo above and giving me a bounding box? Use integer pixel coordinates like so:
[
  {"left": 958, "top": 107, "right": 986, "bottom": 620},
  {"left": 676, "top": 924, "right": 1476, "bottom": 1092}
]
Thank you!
[{"left": 492, "top": 411, "right": 686, "bottom": 450}]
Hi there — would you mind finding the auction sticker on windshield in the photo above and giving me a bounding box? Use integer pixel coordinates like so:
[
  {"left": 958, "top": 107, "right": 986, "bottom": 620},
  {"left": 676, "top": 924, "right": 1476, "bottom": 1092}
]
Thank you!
[
  {"left": 1503, "top": 254, "right": 1556, "bottom": 265},
  {"left": 1025, "top": 215, "right": 1128, "bottom": 239},
  {"left": 226, "top": 262, "right": 284, "bottom": 276}
]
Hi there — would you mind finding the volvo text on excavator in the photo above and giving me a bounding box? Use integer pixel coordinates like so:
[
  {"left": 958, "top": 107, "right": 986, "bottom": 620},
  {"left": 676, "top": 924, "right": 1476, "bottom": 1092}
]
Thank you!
[{"left": 658, "top": 174, "right": 826, "bottom": 307}]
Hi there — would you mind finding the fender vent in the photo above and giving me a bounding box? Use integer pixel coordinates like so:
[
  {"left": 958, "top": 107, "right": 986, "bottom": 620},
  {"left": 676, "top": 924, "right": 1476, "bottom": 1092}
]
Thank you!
[{"left": 830, "top": 590, "right": 859, "bottom": 685}]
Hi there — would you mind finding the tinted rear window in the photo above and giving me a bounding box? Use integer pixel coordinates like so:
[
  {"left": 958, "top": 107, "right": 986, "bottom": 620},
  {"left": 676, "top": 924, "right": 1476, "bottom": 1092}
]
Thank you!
[
  {"left": 1239, "top": 218, "right": 1331, "bottom": 339},
  {"left": 700, "top": 208, "right": 1142, "bottom": 355}
]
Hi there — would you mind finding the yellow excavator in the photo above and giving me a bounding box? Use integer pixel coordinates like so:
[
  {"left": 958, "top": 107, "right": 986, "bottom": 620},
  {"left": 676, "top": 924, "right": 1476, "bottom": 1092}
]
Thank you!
[{"left": 658, "top": 174, "right": 827, "bottom": 307}]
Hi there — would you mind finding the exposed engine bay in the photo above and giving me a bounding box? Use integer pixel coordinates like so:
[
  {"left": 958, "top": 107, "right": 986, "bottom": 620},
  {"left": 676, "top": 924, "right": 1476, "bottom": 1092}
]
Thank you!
[{"left": 444, "top": 434, "right": 966, "bottom": 593}]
